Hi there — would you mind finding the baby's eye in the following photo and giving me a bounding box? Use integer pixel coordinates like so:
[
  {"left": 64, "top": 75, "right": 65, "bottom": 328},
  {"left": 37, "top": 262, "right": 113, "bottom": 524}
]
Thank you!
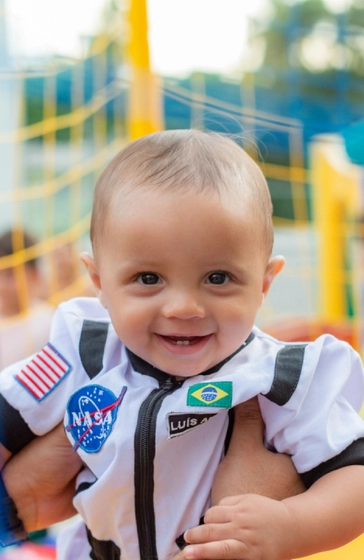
[
  {"left": 137, "top": 273, "right": 161, "bottom": 285},
  {"left": 205, "top": 272, "right": 231, "bottom": 285}
]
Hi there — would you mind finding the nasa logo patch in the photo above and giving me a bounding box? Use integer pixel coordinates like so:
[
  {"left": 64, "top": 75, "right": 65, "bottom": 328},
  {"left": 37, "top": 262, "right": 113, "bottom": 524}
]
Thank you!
[
  {"left": 187, "top": 382, "right": 232, "bottom": 408},
  {"left": 66, "top": 384, "right": 127, "bottom": 453}
]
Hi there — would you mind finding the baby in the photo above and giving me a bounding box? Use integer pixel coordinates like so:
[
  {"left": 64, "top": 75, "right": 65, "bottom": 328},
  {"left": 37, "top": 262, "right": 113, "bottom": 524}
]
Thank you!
[{"left": 1, "top": 129, "right": 364, "bottom": 560}]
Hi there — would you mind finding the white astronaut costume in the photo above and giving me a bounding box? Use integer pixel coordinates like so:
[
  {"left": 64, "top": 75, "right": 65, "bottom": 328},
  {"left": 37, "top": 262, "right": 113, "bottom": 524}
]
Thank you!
[{"left": 1, "top": 297, "right": 364, "bottom": 560}]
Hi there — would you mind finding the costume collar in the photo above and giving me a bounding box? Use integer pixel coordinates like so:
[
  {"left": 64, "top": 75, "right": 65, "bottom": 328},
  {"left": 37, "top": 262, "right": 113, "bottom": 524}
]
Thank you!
[{"left": 126, "top": 332, "right": 255, "bottom": 382}]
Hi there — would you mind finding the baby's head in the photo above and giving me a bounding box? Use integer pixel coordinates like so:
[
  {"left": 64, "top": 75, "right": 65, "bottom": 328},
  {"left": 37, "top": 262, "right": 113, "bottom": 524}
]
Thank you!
[
  {"left": 90, "top": 129, "right": 274, "bottom": 260},
  {"left": 83, "top": 130, "right": 284, "bottom": 376}
]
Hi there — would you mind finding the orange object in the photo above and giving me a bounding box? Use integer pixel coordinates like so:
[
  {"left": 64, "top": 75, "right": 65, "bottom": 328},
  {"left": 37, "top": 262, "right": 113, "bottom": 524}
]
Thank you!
[
  {"left": 299, "top": 532, "right": 364, "bottom": 559},
  {"left": 265, "top": 319, "right": 359, "bottom": 351}
]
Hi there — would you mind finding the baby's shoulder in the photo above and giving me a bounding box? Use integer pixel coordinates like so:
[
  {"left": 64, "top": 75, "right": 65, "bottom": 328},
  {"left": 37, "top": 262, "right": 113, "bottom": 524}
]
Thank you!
[{"left": 57, "top": 296, "right": 110, "bottom": 322}]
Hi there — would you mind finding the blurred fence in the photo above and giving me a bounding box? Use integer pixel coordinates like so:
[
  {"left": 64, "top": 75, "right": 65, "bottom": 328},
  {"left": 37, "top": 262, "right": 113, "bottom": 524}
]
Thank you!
[{"left": 1, "top": 0, "right": 364, "bottom": 351}]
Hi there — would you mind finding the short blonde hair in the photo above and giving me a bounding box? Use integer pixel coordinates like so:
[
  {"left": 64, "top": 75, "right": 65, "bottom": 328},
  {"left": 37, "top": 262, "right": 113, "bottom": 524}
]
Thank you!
[{"left": 91, "top": 129, "right": 274, "bottom": 256}]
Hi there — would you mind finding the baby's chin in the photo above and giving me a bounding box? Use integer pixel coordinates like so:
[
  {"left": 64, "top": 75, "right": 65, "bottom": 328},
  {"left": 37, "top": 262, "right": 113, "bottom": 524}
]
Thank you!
[{"left": 150, "top": 356, "right": 222, "bottom": 379}]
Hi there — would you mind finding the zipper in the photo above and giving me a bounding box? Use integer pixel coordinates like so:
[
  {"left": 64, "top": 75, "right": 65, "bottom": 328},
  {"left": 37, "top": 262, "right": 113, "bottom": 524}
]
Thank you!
[{"left": 134, "top": 377, "right": 181, "bottom": 560}]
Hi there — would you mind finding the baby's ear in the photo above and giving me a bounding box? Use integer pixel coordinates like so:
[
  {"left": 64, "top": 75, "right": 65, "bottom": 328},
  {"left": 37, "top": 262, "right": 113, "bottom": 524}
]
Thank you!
[
  {"left": 261, "top": 256, "right": 285, "bottom": 303},
  {"left": 80, "top": 252, "right": 107, "bottom": 308}
]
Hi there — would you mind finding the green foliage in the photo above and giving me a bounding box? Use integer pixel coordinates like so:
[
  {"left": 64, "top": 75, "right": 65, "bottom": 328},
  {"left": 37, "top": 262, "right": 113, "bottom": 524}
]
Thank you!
[{"left": 248, "top": 0, "right": 364, "bottom": 77}]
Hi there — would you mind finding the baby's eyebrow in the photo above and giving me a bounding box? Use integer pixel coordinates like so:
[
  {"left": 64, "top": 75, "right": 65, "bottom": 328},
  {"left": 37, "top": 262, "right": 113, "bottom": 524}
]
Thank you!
[
  {"left": 115, "top": 263, "right": 163, "bottom": 277},
  {"left": 116, "top": 258, "right": 162, "bottom": 267}
]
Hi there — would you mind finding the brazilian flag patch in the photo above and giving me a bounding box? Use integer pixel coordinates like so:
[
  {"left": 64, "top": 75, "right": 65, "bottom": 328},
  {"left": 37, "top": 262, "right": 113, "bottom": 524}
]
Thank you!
[{"left": 187, "top": 382, "right": 232, "bottom": 408}]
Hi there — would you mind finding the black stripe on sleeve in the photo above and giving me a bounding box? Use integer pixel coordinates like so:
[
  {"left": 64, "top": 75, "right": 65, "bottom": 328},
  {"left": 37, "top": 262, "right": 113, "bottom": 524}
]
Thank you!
[
  {"left": 0, "top": 394, "right": 36, "bottom": 454},
  {"left": 264, "top": 344, "right": 307, "bottom": 406},
  {"left": 302, "top": 438, "right": 364, "bottom": 488},
  {"left": 75, "top": 480, "right": 95, "bottom": 496},
  {"left": 79, "top": 320, "right": 109, "bottom": 379},
  {"left": 85, "top": 526, "right": 121, "bottom": 560}
]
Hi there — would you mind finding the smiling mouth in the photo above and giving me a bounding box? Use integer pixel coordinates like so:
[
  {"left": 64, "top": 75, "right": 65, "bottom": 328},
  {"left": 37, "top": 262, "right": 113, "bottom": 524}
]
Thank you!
[
  {"left": 156, "top": 334, "right": 212, "bottom": 355},
  {"left": 161, "top": 335, "right": 205, "bottom": 346}
]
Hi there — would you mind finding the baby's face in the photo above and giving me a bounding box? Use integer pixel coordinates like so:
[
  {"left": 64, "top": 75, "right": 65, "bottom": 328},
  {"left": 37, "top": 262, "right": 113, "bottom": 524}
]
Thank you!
[{"left": 84, "top": 188, "right": 283, "bottom": 377}]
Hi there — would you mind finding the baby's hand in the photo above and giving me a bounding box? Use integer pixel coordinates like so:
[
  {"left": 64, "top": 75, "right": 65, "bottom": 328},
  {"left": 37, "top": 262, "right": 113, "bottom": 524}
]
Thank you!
[{"left": 182, "top": 494, "right": 295, "bottom": 560}]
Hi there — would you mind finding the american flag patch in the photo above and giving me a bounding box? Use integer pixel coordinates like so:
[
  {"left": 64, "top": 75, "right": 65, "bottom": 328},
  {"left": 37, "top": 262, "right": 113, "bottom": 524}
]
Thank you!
[{"left": 15, "top": 343, "right": 71, "bottom": 401}]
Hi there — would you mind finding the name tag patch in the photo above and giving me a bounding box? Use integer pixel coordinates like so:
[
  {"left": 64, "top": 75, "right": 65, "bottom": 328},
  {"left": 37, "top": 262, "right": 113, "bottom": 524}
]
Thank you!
[
  {"left": 187, "top": 382, "right": 232, "bottom": 408},
  {"left": 166, "top": 412, "right": 216, "bottom": 438},
  {"left": 66, "top": 384, "right": 127, "bottom": 453}
]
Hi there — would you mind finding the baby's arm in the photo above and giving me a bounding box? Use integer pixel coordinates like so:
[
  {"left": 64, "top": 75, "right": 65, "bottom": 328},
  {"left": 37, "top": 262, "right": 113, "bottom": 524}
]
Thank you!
[
  {"left": 183, "top": 337, "right": 364, "bottom": 559},
  {"left": 0, "top": 299, "right": 101, "bottom": 537},
  {"left": 182, "top": 465, "right": 364, "bottom": 559}
]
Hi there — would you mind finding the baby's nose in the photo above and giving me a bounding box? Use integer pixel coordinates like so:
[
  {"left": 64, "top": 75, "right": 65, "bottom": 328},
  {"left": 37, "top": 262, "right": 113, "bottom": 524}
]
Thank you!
[{"left": 161, "top": 291, "right": 205, "bottom": 320}]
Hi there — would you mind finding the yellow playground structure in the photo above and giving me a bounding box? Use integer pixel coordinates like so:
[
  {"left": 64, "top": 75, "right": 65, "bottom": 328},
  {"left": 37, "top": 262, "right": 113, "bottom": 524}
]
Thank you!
[
  {"left": 1, "top": 0, "right": 364, "bottom": 344},
  {"left": 1, "top": 0, "right": 364, "bottom": 557}
]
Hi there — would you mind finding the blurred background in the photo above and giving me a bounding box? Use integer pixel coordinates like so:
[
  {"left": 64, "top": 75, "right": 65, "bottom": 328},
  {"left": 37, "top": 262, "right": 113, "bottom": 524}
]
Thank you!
[
  {"left": 1, "top": 1, "right": 364, "bottom": 558},
  {"left": 1, "top": 0, "right": 364, "bottom": 355}
]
